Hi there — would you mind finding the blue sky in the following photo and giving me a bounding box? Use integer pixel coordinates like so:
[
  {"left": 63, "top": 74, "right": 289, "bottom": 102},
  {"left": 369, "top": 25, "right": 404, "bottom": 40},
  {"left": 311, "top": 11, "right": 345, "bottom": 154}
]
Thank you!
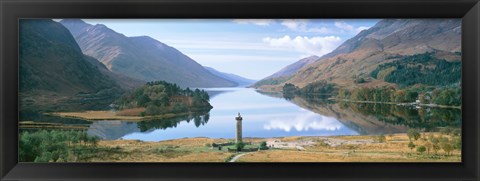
[{"left": 81, "top": 19, "right": 379, "bottom": 80}]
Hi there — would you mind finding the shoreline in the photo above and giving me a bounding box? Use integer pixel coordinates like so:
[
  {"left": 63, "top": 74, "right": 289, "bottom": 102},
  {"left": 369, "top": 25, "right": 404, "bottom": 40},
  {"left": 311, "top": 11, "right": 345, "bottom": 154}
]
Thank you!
[
  {"left": 47, "top": 111, "right": 193, "bottom": 122},
  {"left": 331, "top": 98, "right": 461, "bottom": 109}
]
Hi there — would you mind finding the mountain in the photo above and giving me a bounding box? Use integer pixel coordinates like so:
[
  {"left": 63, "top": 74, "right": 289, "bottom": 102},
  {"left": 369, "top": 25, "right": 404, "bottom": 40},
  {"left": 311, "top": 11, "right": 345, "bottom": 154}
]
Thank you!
[
  {"left": 60, "top": 19, "right": 237, "bottom": 88},
  {"left": 261, "top": 19, "right": 461, "bottom": 90},
  {"left": 252, "top": 55, "right": 319, "bottom": 88},
  {"left": 267, "top": 55, "right": 320, "bottom": 78},
  {"left": 19, "top": 19, "right": 126, "bottom": 112},
  {"left": 203, "top": 67, "right": 256, "bottom": 86}
]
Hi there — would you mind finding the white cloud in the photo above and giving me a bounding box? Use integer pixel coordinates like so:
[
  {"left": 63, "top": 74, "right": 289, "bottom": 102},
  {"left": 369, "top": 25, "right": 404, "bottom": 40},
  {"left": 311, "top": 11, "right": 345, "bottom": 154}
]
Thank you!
[
  {"left": 281, "top": 19, "right": 308, "bottom": 31},
  {"left": 162, "top": 39, "right": 302, "bottom": 52},
  {"left": 233, "top": 19, "right": 274, "bottom": 26},
  {"left": 334, "top": 21, "right": 355, "bottom": 31},
  {"left": 335, "top": 21, "right": 371, "bottom": 34},
  {"left": 262, "top": 35, "right": 342, "bottom": 56},
  {"left": 280, "top": 19, "right": 335, "bottom": 34},
  {"left": 356, "top": 26, "right": 370, "bottom": 33}
]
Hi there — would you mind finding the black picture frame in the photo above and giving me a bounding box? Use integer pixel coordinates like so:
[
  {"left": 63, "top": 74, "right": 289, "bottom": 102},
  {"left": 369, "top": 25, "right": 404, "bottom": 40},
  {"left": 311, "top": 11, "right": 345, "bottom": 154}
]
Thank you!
[{"left": 1, "top": 0, "right": 479, "bottom": 180}]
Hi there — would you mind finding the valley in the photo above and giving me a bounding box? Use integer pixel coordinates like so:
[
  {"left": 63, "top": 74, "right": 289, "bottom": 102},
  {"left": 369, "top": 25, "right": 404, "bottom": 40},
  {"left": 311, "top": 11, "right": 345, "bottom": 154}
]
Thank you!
[{"left": 19, "top": 18, "right": 462, "bottom": 163}]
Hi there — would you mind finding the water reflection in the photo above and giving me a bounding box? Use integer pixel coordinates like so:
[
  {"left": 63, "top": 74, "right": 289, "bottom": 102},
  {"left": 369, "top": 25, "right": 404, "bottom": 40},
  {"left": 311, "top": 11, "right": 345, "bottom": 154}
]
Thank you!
[
  {"left": 286, "top": 95, "right": 461, "bottom": 134},
  {"left": 88, "top": 121, "right": 140, "bottom": 140},
  {"left": 339, "top": 102, "right": 461, "bottom": 131},
  {"left": 23, "top": 88, "right": 461, "bottom": 141},
  {"left": 263, "top": 109, "right": 343, "bottom": 132},
  {"left": 87, "top": 112, "right": 210, "bottom": 140}
]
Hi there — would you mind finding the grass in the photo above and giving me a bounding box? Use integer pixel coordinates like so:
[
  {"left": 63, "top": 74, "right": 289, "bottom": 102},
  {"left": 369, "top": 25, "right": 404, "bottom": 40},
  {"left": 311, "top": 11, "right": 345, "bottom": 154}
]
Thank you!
[
  {"left": 236, "top": 133, "right": 460, "bottom": 162},
  {"left": 92, "top": 138, "right": 235, "bottom": 162},
  {"left": 72, "top": 133, "right": 461, "bottom": 162}
]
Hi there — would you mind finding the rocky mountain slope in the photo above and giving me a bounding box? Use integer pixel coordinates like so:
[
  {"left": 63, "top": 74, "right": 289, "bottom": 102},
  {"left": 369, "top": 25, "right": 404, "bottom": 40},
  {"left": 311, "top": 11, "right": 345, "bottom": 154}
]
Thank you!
[
  {"left": 256, "top": 19, "right": 461, "bottom": 90},
  {"left": 60, "top": 19, "right": 236, "bottom": 88},
  {"left": 19, "top": 19, "right": 126, "bottom": 112}
]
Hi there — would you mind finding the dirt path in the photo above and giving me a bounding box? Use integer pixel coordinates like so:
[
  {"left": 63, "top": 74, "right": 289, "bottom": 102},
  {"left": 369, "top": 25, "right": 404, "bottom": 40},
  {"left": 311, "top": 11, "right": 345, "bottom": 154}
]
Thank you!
[{"left": 229, "top": 153, "right": 251, "bottom": 162}]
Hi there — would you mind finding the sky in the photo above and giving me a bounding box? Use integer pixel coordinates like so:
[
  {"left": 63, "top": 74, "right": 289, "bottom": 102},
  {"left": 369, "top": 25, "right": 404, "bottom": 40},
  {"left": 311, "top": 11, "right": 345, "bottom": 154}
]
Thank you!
[{"left": 80, "top": 19, "right": 380, "bottom": 80}]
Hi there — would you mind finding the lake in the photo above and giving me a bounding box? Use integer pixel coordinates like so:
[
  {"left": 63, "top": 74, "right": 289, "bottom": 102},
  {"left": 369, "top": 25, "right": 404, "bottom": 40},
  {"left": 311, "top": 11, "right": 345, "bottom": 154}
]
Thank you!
[{"left": 22, "top": 87, "right": 462, "bottom": 142}]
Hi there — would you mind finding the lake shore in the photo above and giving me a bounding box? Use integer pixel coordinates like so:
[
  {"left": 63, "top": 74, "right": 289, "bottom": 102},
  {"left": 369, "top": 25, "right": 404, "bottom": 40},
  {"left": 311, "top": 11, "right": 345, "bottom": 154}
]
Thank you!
[
  {"left": 48, "top": 111, "right": 191, "bottom": 122},
  {"left": 88, "top": 133, "right": 461, "bottom": 162},
  {"left": 331, "top": 98, "right": 462, "bottom": 109}
]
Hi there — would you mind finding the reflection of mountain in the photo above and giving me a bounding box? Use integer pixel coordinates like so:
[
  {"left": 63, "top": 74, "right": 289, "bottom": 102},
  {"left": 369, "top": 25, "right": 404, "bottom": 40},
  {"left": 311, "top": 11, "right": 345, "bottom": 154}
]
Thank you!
[
  {"left": 206, "top": 90, "right": 235, "bottom": 99},
  {"left": 86, "top": 112, "right": 210, "bottom": 140},
  {"left": 288, "top": 96, "right": 461, "bottom": 134},
  {"left": 289, "top": 96, "right": 408, "bottom": 135},
  {"left": 87, "top": 121, "right": 141, "bottom": 140},
  {"left": 341, "top": 102, "right": 461, "bottom": 130}
]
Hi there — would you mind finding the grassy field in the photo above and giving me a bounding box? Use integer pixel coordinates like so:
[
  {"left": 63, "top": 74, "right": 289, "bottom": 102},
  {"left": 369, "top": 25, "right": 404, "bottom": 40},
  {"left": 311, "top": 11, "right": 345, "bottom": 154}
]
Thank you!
[
  {"left": 91, "top": 138, "right": 235, "bottom": 162},
  {"left": 237, "top": 134, "right": 460, "bottom": 162},
  {"left": 83, "top": 133, "right": 460, "bottom": 162}
]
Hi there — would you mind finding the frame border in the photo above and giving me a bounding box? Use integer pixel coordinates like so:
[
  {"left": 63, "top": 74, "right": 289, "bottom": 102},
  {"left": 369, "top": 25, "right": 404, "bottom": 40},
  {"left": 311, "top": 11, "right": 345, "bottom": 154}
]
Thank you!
[{"left": 1, "top": 0, "right": 479, "bottom": 180}]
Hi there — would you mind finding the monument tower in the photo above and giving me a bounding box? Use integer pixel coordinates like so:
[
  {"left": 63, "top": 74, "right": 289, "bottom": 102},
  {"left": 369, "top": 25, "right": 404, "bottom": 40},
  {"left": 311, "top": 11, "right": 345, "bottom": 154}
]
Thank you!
[{"left": 235, "top": 112, "right": 243, "bottom": 143}]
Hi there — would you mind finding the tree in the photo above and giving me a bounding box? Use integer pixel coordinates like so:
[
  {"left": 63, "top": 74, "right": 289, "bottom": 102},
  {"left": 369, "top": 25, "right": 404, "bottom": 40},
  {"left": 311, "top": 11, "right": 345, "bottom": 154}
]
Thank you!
[
  {"left": 424, "top": 141, "right": 432, "bottom": 154},
  {"left": 407, "top": 129, "right": 421, "bottom": 141},
  {"left": 235, "top": 142, "right": 245, "bottom": 151},
  {"left": 404, "top": 90, "right": 418, "bottom": 102},
  {"left": 429, "top": 136, "right": 441, "bottom": 154},
  {"left": 441, "top": 142, "right": 454, "bottom": 156}
]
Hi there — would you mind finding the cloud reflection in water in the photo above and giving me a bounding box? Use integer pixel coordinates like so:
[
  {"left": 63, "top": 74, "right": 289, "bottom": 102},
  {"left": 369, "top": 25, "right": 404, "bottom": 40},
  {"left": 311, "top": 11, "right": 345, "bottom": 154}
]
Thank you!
[{"left": 263, "top": 109, "right": 343, "bottom": 132}]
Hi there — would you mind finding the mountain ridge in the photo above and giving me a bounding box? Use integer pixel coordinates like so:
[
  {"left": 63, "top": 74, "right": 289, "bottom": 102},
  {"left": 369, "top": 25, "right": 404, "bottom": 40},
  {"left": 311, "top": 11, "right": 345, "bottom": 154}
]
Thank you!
[
  {"left": 19, "top": 19, "right": 126, "bottom": 112},
  {"left": 203, "top": 67, "right": 256, "bottom": 87},
  {"left": 60, "top": 19, "right": 237, "bottom": 88},
  {"left": 255, "top": 19, "right": 461, "bottom": 91}
]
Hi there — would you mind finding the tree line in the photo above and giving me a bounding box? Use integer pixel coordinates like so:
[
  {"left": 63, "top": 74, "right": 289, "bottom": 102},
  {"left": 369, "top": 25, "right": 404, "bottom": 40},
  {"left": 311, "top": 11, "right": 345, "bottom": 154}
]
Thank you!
[
  {"left": 20, "top": 130, "right": 100, "bottom": 162},
  {"left": 337, "top": 86, "right": 461, "bottom": 106},
  {"left": 115, "top": 81, "right": 212, "bottom": 116},
  {"left": 371, "top": 53, "right": 461, "bottom": 87}
]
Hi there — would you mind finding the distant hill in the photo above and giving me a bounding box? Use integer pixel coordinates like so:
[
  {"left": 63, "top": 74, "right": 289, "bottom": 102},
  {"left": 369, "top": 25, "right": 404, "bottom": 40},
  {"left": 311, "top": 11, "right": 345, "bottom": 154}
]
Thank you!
[
  {"left": 258, "top": 19, "right": 461, "bottom": 90},
  {"left": 60, "top": 19, "right": 237, "bottom": 88},
  {"left": 267, "top": 55, "right": 320, "bottom": 78},
  {"left": 203, "top": 67, "right": 256, "bottom": 87},
  {"left": 252, "top": 55, "right": 319, "bottom": 88},
  {"left": 19, "top": 19, "right": 126, "bottom": 112}
]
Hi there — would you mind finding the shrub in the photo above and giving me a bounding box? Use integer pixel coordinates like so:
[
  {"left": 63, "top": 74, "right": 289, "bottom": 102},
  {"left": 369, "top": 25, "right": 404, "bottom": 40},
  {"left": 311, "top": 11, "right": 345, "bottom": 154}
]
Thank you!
[
  {"left": 416, "top": 146, "right": 426, "bottom": 154},
  {"left": 235, "top": 142, "right": 245, "bottom": 151},
  {"left": 377, "top": 134, "right": 386, "bottom": 143},
  {"left": 453, "top": 136, "right": 462, "bottom": 150},
  {"left": 408, "top": 141, "right": 416, "bottom": 151},
  {"left": 259, "top": 141, "right": 268, "bottom": 150}
]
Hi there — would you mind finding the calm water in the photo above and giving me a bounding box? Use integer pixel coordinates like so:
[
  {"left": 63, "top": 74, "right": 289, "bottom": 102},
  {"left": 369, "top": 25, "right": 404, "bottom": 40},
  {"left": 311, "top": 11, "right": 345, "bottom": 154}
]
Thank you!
[
  {"left": 25, "top": 87, "right": 462, "bottom": 141},
  {"left": 93, "top": 87, "right": 359, "bottom": 141}
]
